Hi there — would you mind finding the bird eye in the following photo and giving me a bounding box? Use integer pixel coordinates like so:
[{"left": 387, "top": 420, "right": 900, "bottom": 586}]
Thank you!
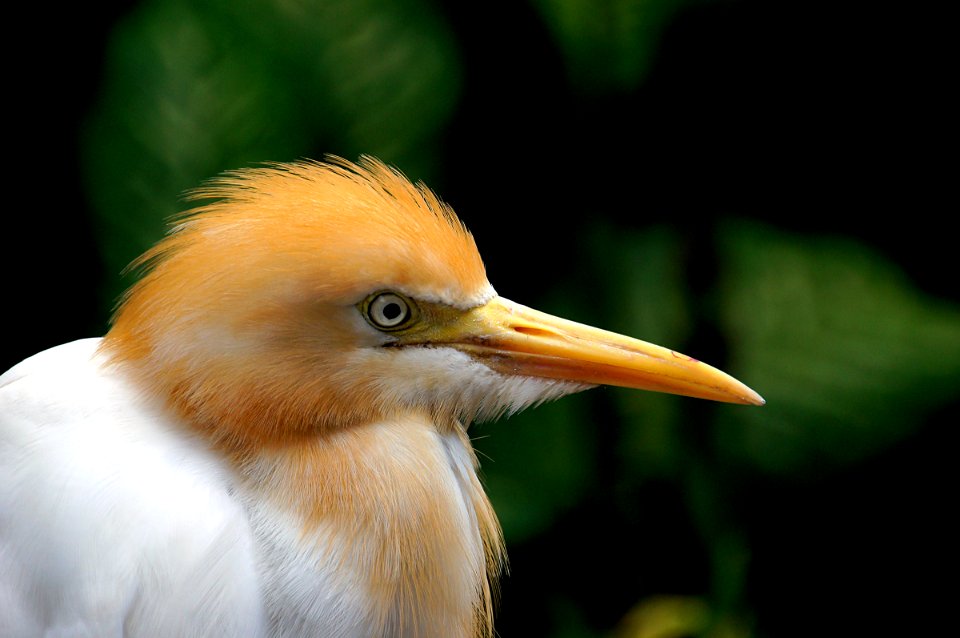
[{"left": 364, "top": 292, "right": 415, "bottom": 331}]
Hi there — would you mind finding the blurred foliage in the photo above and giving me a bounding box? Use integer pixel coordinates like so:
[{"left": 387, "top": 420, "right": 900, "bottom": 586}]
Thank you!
[
  {"left": 62, "top": 0, "right": 955, "bottom": 637},
  {"left": 592, "top": 225, "right": 693, "bottom": 484},
  {"left": 83, "top": 0, "right": 461, "bottom": 306},
  {"left": 474, "top": 393, "right": 596, "bottom": 544},
  {"left": 616, "top": 595, "right": 749, "bottom": 638},
  {"left": 532, "top": 0, "right": 683, "bottom": 92},
  {"left": 475, "top": 225, "right": 689, "bottom": 541},
  {"left": 716, "top": 221, "right": 960, "bottom": 475},
  {"left": 474, "top": 220, "right": 960, "bottom": 635},
  {"left": 617, "top": 596, "right": 709, "bottom": 638}
]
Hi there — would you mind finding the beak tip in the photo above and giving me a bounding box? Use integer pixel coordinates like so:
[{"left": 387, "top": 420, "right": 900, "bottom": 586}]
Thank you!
[{"left": 743, "top": 388, "right": 766, "bottom": 406}]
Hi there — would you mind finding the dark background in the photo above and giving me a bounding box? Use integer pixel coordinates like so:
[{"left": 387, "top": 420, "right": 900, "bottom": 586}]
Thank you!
[{"left": 4, "top": 1, "right": 954, "bottom": 636}]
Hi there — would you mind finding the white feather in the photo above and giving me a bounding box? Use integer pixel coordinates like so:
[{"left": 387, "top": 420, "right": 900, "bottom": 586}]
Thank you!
[
  {"left": 358, "top": 345, "right": 591, "bottom": 423},
  {"left": 0, "top": 339, "right": 265, "bottom": 637},
  {"left": 0, "top": 340, "right": 501, "bottom": 637}
]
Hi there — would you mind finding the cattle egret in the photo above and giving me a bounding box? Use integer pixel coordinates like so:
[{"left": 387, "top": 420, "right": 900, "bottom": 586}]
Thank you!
[{"left": 0, "top": 157, "right": 763, "bottom": 637}]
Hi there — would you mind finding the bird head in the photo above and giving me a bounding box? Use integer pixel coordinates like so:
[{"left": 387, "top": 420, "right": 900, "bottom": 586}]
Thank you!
[{"left": 103, "top": 157, "right": 762, "bottom": 449}]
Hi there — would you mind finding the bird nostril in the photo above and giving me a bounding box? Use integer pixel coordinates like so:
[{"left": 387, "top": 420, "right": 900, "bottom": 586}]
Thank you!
[{"left": 511, "top": 325, "right": 556, "bottom": 338}]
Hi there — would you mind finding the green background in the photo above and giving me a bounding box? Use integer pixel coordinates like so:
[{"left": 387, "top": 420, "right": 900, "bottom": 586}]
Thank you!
[{"left": 3, "top": 1, "right": 953, "bottom": 636}]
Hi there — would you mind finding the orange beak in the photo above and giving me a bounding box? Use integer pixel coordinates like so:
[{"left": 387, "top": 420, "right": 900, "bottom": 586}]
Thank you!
[{"left": 431, "top": 296, "right": 764, "bottom": 406}]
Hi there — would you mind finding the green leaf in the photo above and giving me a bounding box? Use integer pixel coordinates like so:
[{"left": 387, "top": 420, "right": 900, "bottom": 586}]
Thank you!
[
  {"left": 715, "top": 221, "right": 960, "bottom": 475},
  {"left": 474, "top": 225, "right": 692, "bottom": 541},
  {"left": 83, "top": 0, "right": 461, "bottom": 309},
  {"left": 529, "top": 0, "right": 685, "bottom": 93},
  {"left": 586, "top": 224, "right": 693, "bottom": 483},
  {"left": 473, "top": 391, "right": 595, "bottom": 544}
]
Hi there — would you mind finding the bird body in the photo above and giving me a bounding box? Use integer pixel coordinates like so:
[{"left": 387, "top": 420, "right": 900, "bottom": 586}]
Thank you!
[
  {"left": 1, "top": 340, "right": 497, "bottom": 637},
  {"left": 0, "top": 158, "right": 762, "bottom": 636},
  {"left": 0, "top": 338, "right": 265, "bottom": 635}
]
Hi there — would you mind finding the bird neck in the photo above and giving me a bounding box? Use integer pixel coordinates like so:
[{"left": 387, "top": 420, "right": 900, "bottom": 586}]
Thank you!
[{"left": 234, "top": 413, "right": 505, "bottom": 637}]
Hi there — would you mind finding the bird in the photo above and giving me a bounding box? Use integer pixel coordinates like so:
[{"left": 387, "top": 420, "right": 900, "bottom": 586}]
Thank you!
[{"left": 0, "top": 156, "right": 763, "bottom": 637}]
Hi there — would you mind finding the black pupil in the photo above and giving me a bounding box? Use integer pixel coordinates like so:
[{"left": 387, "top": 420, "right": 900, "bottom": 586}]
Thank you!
[{"left": 382, "top": 301, "right": 403, "bottom": 321}]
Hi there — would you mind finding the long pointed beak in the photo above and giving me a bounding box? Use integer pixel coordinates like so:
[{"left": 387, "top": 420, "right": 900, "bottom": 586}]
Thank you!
[{"left": 431, "top": 296, "right": 764, "bottom": 406}]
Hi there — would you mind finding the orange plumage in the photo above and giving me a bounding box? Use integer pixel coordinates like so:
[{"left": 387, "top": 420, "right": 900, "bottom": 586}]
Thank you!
[
  {"left": 1, "top": 156, "right": 761, "bottom": 637},
  {"left": 105, "top": 158, "right": 492, "bottom": 446}
]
